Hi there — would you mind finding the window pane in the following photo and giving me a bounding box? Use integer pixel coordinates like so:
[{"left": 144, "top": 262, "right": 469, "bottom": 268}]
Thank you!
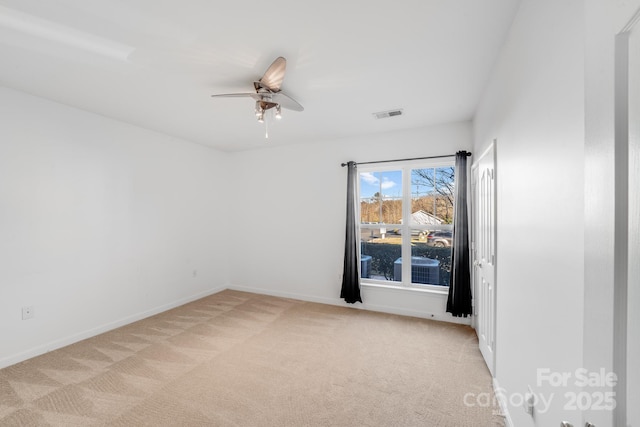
[
  {"left": 411, "top": 166, "right": 455, "bottom": 286},
  {"left": 359, "top": 170, "right": 402, "bottom": 224},
  {"left": 410, "top": 228, "right": 452, "bottom": 286},
  {"left": 361, "top": 237, "right": 401, "bottom": 282},
  {"left": 410, "top": 167, "right": 455, "bottom": 224},
  {"left": 359, "top": 169, "right": 402, "bottom": 282}
]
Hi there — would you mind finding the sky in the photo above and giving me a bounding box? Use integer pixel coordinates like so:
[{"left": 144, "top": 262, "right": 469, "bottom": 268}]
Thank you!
[
  {"left": 359, "top": 168, "right": 447, "bottom": 199},
  {"left": 359, "top": 170, "right": 402, "bottom": 198}
]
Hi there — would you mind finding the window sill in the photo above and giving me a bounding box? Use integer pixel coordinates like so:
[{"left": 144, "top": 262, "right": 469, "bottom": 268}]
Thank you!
[{"left": 361, "top": 281, "right": 449, "bottom": 296}]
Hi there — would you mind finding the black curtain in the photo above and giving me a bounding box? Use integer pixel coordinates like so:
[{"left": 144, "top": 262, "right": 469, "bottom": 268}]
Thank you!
[
  {"left": 447, "top": 151, "right": 472, "bottom": 317},
  {"left": 340, "top": 161, "right": 362, "bottom": 304}
]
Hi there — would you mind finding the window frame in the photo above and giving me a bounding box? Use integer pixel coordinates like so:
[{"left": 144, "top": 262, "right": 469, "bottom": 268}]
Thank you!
[{"left": 357, "top": 158, "right": 455, "bottom": 293}]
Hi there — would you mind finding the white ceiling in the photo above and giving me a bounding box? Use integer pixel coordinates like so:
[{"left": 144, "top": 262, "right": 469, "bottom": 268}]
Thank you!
[{"left": 0, "top": 0, "right": 521, "bottom": 152}]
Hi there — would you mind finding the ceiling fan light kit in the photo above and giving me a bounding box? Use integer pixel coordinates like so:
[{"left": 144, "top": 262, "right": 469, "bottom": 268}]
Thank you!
[{"left": 211, "top": 56, "right": 303, "bottom": 138}]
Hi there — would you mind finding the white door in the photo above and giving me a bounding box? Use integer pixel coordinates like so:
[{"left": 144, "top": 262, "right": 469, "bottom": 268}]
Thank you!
[{"left": 472, "top": 143, "right": 497, "bottom": 376}]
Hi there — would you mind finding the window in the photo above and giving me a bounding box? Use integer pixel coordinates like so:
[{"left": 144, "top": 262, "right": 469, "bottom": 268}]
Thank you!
[{"left": 358, "top": 161, "right": 455, "bottom": 289}]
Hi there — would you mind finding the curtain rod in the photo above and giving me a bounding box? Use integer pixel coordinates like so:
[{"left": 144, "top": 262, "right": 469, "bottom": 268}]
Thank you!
[{"left": 340, "top": 151, "right": 471, "bottom": 167}]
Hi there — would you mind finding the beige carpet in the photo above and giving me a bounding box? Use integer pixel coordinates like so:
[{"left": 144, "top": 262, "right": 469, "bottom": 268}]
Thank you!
[{"left": 0, "top": 290, "right": 504, "bottom": 426}]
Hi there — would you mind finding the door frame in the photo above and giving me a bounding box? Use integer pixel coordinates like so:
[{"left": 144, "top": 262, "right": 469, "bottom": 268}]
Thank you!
[{"left": 612, "top": 8, "right": 640, "bottom": 425}]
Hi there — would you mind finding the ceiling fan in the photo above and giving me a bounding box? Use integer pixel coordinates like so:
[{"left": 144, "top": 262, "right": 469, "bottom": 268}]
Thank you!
[{"left": 211, "top": 57, "right": 303, "bottom": 138}]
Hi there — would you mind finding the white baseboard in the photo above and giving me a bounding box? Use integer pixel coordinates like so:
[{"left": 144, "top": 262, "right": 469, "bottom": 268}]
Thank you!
[
  {"left": 228, "top": 284, "right": 342, "bottom": 306},
  {"left": 493, "top": 377, "right": 514, "bottom": 427},
  {"left": 361, "top": 300, "right": 470, "bottom": 324},
  {"left": 227, "top": 284, "right": 471, "bottom": 325},
  {"left": 0, "top": 285, "right": 227, "bottom": 369}
]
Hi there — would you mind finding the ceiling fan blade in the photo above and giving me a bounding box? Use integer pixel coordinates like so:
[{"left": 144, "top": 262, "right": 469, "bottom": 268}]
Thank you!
[
  {"left": 257, "top": 56, "right": 286, "bottom": 92},
  {"left": 211, "top": 93, "right": 273, "bottom": 105},
  {"left": 210, "top": 93, "right": 256, "bottom": 98},
  {"left": 272, "top": 91, "right": 304, "bottom": 112}
]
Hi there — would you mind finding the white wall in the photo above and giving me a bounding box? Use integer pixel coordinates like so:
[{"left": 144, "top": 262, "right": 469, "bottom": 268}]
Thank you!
[
  {"left": 228, "top": 122, "right": 472, "bottom": 323},
  {"left": 473, "top": 0, "right": 586, "bottom": 425},
  {"left": 0, "top": 88, "right": 230, "bottom": 368}
]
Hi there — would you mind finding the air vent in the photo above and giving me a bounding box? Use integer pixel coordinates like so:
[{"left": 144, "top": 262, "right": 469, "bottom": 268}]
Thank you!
[{"left": 372, "top": 109, "right": 404, "bottom": 119}]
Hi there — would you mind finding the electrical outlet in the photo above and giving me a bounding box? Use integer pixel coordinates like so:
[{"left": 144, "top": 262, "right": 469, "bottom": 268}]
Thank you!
[{"left": 22, "top": 306, "right": 34, "bottom": 320}]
